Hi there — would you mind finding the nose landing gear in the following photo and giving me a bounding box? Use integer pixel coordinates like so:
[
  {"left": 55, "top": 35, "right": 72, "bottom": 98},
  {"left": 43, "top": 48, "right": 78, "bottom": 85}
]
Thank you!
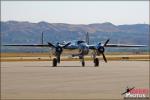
[{"left": 82, "top": 59, "right": 85, "bottom": 67}]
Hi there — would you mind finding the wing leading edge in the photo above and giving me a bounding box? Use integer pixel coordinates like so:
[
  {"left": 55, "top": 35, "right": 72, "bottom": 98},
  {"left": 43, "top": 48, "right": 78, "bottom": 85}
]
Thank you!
[
  {"left": 3, "top": 44, "right": 49, "bottom": 47},
  {"left": 3, "top": 43, "right": 147, "bottom": 48},
  {"left": 105, "top": 44, "right": 147, "bottom": 47}
]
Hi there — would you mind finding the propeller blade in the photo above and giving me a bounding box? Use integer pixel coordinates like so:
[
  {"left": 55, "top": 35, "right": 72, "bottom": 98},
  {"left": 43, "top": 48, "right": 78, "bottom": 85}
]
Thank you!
[
  {"left": 62, "top": 42, "right": 71, "bottom": 48},
  {"left": 47, "top": 42, "right": 55, "bottom": 48},
  {"left": 102, "top": 53, "right": 107, "bottom": 63},
  {"left": 103, "top": 39, "right": 110, "bottom": 46}
]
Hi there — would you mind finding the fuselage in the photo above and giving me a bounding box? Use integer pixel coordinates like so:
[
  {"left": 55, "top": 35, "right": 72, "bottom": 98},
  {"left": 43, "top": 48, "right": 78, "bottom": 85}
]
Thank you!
[
  {"left": 77, "top": 41, "right": 89, "bottom": 55},
  {"left": 51, "top": 40, "right": 90, "bottom": 56}
]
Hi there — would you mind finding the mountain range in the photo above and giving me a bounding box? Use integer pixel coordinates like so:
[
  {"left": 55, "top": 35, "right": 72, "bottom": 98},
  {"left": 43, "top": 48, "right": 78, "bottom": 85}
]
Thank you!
[{"left": 1, "top": 21, "right": 149, "bottom": 52}]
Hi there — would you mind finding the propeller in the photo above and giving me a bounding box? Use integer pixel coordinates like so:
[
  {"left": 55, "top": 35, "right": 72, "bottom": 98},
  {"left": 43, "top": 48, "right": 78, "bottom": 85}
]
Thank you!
[
  {"left": 97, "top": 39, "right": 110, "bottom": 63},
  {"left": 103, "top": 39, "right": 110, "bottom": 46},
  {"left": 62, "top": 42, "right": 71, "bottom": 48},
  {"left": 47, "top": 42, "right": 71, "bottom": 63},
  {"left": 48, "top": 42, "right": 71, "bottom": 49},
  {"left": 102, "top": 53, "right": 107, "bottom": 63},
  {"left": 48, "top": 42, "right": 55, "bottom": 48}
]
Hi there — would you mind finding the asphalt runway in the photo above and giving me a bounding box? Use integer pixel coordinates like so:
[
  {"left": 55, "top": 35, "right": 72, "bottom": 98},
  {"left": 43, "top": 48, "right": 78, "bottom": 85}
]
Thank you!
[{"left": 1, "top": 61, "right": 149, "bottom": 99}]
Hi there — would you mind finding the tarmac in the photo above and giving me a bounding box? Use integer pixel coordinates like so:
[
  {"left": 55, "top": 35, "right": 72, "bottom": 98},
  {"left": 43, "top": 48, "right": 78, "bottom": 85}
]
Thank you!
[{"left": 1, "top": 61, "right": 149, "bottom": 99}]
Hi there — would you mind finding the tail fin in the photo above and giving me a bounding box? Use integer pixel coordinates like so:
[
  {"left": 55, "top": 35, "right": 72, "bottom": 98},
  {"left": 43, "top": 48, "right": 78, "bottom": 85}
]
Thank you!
[
  {"left": 41, "top": 32, "right": 44, "bottom": 44},
  {"left": 85, "top": 32, "right": 89, "bottom": 45}
]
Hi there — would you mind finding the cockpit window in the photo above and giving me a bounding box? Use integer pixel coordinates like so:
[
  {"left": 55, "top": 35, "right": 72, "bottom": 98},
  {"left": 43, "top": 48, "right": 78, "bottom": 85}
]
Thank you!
[{"left": 77, "top": 40, "right": 85, "bottom": 44}]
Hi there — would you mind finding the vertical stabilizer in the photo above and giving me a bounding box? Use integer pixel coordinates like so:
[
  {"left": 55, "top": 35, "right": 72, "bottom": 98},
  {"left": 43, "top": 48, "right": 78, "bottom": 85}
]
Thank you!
[
  {"left": 41, "top": 32, "right": 44, "bottom": 44},
  {"left": 85, "top": 32, "right": 89, "bottom": 45}
]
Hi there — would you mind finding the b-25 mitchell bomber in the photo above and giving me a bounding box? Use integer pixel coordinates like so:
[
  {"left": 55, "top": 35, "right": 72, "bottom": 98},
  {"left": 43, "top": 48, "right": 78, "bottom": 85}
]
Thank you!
[{"left": 3, "top": 32, "right": 146, "bottom": 67}]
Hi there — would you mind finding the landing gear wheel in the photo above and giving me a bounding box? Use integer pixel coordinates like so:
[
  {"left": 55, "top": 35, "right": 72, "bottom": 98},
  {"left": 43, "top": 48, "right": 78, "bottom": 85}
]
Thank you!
[
  {"left": 94, "top": 58, "right": 99, "bottom": 67},
  {"left": 53, "top": 58, "right": 57, "bottom": 67},
  {"left": 82, "top": 61, "right": 85, "bottom": 67}
]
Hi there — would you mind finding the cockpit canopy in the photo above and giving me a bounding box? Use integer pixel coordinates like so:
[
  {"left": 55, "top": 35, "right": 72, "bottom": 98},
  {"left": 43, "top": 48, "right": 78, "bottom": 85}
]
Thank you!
[{"left": 77, "top": 40, "right": 85, "bottom": 45}]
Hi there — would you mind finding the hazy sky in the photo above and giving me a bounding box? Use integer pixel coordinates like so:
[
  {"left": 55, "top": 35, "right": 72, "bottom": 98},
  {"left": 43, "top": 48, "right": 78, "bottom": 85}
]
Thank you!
[{"left": 1, "top": 1, "right": 149, "bottom": 25}]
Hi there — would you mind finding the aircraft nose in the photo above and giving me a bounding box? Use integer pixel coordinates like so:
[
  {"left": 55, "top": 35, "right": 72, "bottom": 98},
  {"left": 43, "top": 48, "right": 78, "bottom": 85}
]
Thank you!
[{"left": 83, "top": 46, "right": 89, "bottom": 54}]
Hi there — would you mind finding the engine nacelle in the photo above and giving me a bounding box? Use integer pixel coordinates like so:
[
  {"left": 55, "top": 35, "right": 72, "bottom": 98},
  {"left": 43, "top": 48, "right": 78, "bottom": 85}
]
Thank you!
[
  {"left": 96, "top": 44, "right": 105, "bottom": 55},
  {"left": 55, "top": 46, "right": 63, "bottom": 55},
  {"left": 98, "top": 46, "right": 104, "bottom": 53}
]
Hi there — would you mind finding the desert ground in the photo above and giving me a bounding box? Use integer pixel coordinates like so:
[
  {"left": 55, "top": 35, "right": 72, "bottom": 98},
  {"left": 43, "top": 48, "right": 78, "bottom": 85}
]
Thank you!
[{"left": 1, "top": 60, "right": 149, "bottom": 99}]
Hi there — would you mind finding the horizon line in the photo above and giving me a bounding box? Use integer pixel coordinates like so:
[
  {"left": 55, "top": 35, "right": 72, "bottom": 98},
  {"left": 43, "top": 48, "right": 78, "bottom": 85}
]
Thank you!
[{"left": 1, "top": 20, "right": 149, "bottom": 25}]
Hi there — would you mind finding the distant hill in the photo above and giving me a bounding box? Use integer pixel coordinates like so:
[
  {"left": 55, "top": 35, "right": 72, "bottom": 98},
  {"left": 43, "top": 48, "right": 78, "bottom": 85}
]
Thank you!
[{"left": 1, "top": 21, "right": 149, "bottom": 52}]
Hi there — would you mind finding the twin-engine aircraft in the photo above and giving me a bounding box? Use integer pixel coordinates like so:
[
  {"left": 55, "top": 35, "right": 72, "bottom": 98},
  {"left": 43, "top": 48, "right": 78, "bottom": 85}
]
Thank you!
[{"left": 4, "top": 33, "right": 146, "bottom": 67}]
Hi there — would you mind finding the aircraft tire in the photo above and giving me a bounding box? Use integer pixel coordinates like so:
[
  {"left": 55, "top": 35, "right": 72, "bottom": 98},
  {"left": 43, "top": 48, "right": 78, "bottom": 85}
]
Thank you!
[
  {"left": 53, "top": 58, "right": 57, "bottom": 67},
  {"left": 94, "top": 58, "right": 99, "bottom": 67}
]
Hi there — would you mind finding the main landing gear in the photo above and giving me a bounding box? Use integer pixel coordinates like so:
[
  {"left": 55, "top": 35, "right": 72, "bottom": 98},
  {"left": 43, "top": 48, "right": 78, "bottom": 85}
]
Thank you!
[
  {"left": 52, "top": 56, "right": 99, "bottom": 67},
  {"left": 93, "top": 52, "right": 99, "bottom": 67},
  {"left": 94, "top": 58, "right": 99, "bottom": 67},
  {"left": 81, "top": 59, "right": 85, "bottom": 67},
  {"left": 79, "top": 55, "right": 85, "bottom": 67},
  {"left": 53, "top": 58, "right": 57, "bottom": 67},
  {"left": 52, "top": 55, "right": 60, "bottom": 67}
]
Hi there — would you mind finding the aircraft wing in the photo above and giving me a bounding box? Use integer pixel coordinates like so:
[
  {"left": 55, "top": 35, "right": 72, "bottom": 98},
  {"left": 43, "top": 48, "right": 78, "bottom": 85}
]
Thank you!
[
  {"left": 3, "top": 43, "right": 79, "bottom": 50},
  {"left": 3, "top": 44, "right": 49, "bottom": 47},
  {"left": 88, "top": 45, "right": 96, "bottom": 49},
  {"left": 121, "top": 91, "right": 128, "bottom": 95},
  {"left": 88, "top": 44, "right": 147, "bottom": 49},
  {"left": 105, "top": 44, "right": 147, "bottom": 47},
  {"left": 64, "top": 45, "right": 79, "bottom": 49}
]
